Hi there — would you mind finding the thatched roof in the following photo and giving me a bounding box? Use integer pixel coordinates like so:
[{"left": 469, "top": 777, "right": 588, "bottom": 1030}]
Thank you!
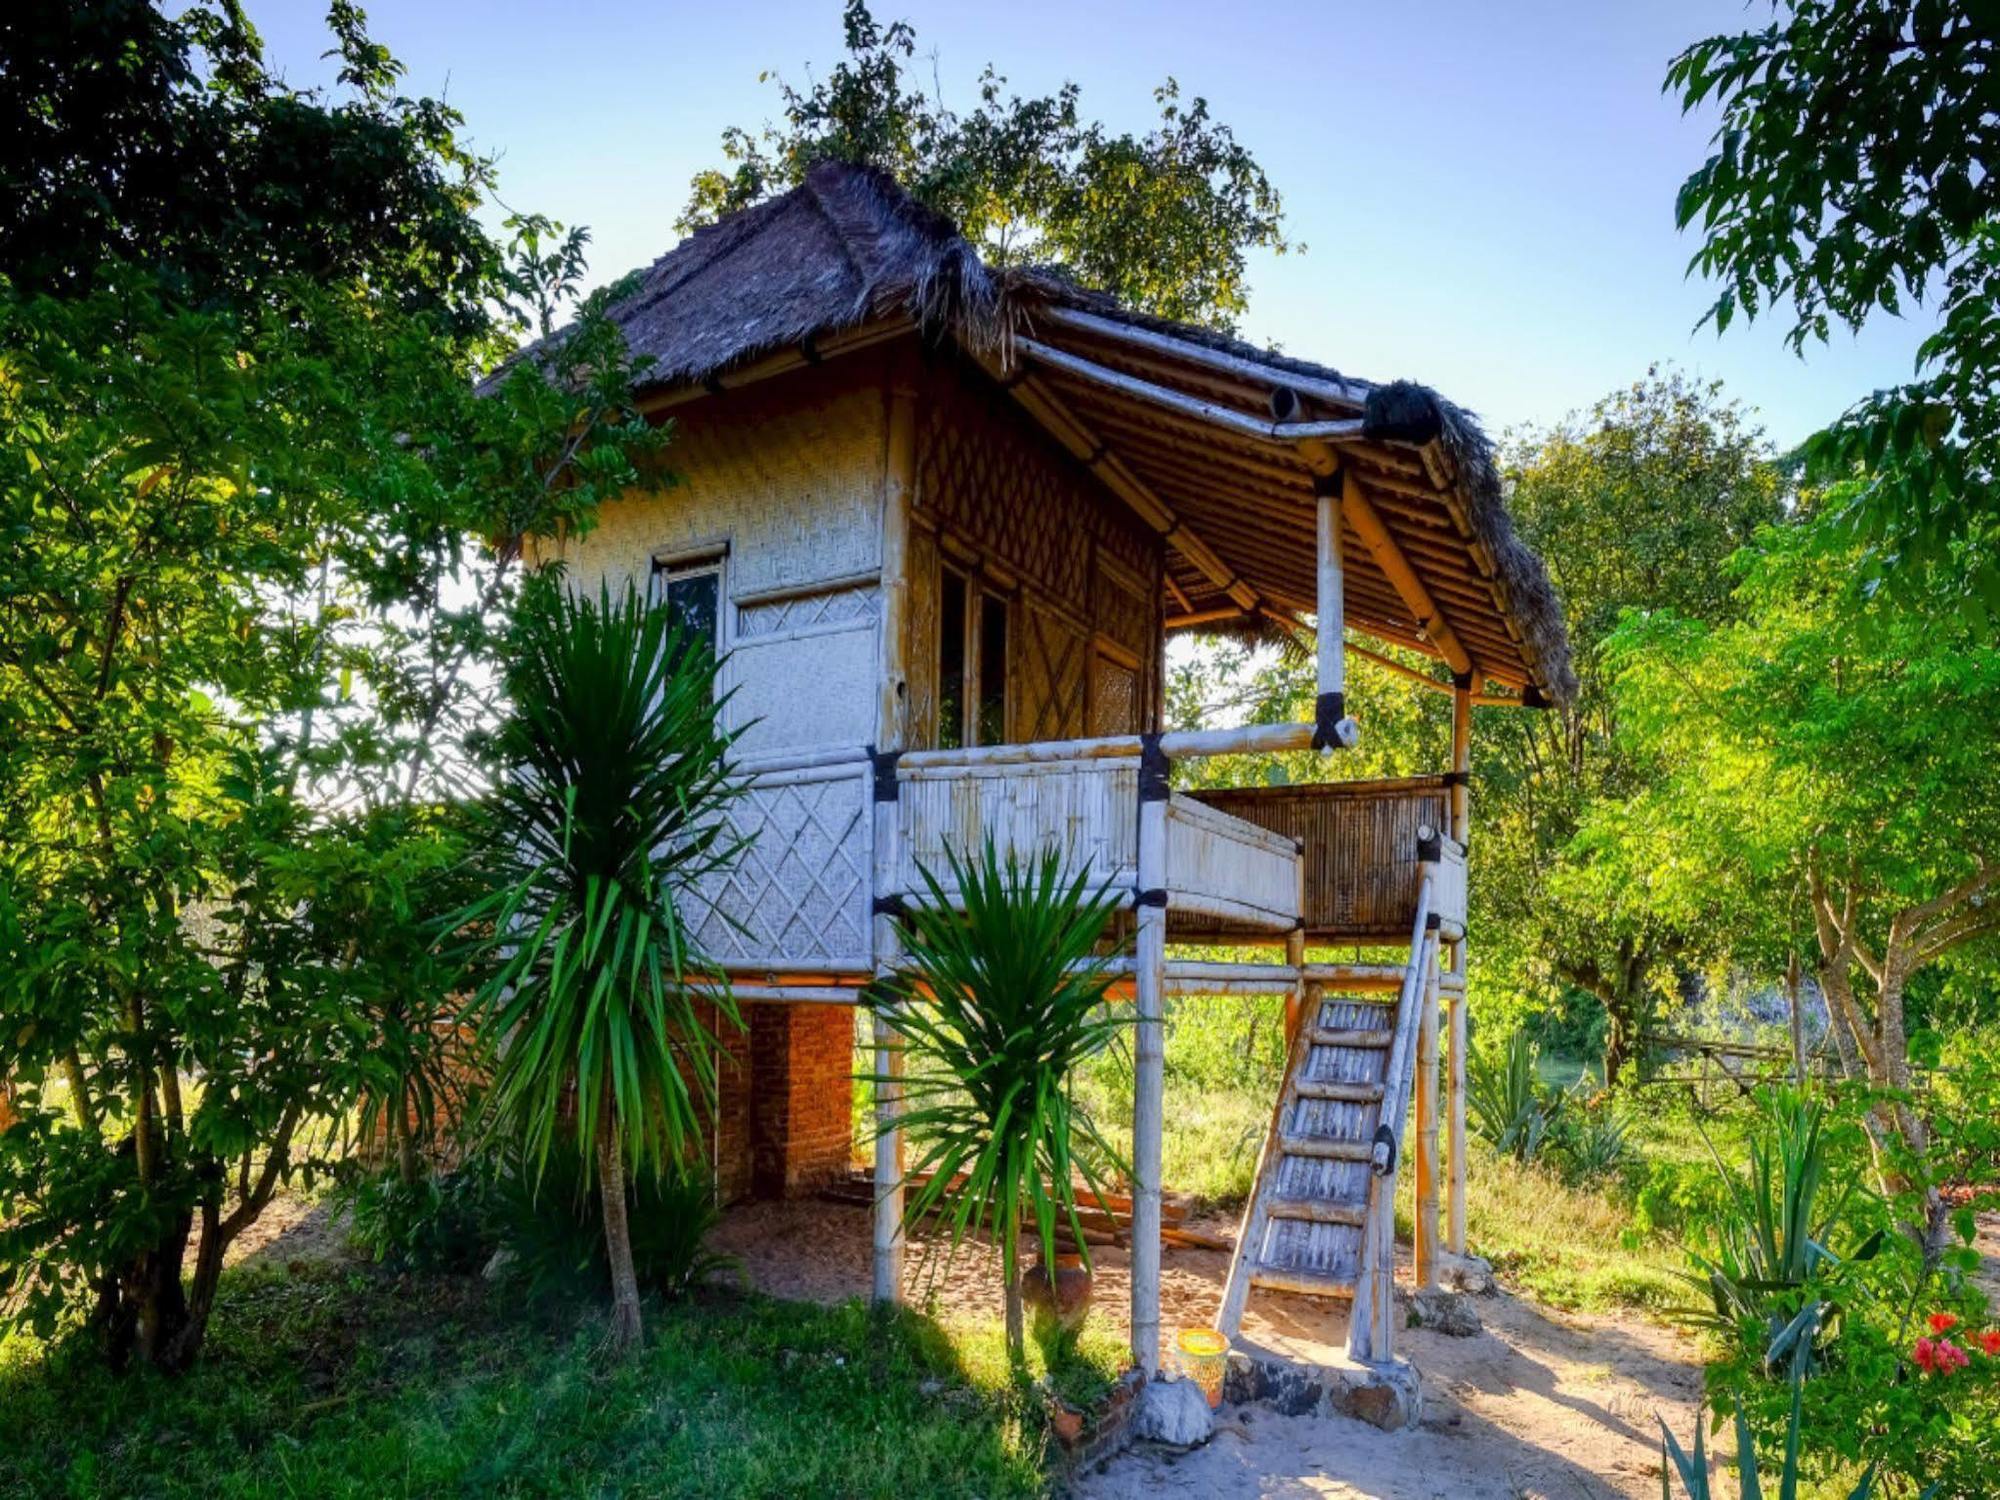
[{"left": 563, "top": 161, "right": 1574, "bottom": 703}]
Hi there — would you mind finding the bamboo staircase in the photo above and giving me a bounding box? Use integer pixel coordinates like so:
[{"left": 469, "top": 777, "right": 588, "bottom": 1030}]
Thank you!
[{"left": 1214, "top": 845, "right": 1448, "bottom": 1364}]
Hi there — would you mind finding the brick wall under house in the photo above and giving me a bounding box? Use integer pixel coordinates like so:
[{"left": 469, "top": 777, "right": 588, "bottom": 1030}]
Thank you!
[{"left": 707, "top": 1003, "right": 854, "bottom": 1203}]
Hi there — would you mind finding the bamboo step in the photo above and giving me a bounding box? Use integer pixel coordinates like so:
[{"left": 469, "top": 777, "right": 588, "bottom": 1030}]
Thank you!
[
  {"left": 1306, "top": 1026, "right": 1395, "bottom": 1050},
  {"left": 1278, "top": 1133, "right": 1374, "bottom": 1163},
  {"left": 1302, "top": 962, "right": 1405, "bottom": 993},
  {"left": 1293, "top": 1079, "right": 1384, "bottom": 1104},
  {"left": 1249, "top": 1264, "right": 1357, "bottom": 1299},
  {"left": 1266, "top": 1198, "right": 1367, "bottom": 1227}
]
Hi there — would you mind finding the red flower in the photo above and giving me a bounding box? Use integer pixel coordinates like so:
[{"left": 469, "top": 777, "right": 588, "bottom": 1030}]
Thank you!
[
  {"left": 1980, "top": 1330, "right": 2000, "bottom": 1358},
  {"left": 1939, "top": 1341, "right": 1971, "bottom": 1373},
  {"left": 1928, "top": 1312, "right": 1960, "bottom": 1336},
  {"left": 1914, "top": 1337, "right": 1938, "bottom": 1372}
]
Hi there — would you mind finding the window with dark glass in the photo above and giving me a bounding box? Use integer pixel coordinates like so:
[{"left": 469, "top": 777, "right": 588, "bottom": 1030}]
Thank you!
[
  {"left": 938, "top": 566, "right": 968, "bottom": 750},
  {"left": 652, "top": 556, "right": 722, "bottom": 678},
  {"left": 977, "top": 592, "right": 1008, "bottom": 746}
]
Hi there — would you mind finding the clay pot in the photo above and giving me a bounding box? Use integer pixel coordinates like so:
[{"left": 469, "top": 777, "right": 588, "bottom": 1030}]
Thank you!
[{"left": 1023, "top": 1252, "right": 1094, "bottom": 1328}]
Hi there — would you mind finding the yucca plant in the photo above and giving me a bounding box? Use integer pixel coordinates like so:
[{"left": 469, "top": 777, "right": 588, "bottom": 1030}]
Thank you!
[
  {"left": 463, "top": 581, "right": 748, "bottom": 1350},
  {"left": 870, "top": 840, "right": 1129, "bottom": 1365}
]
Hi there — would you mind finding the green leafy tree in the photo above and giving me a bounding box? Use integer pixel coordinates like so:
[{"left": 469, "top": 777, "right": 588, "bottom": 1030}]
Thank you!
[
  {"left": 462, "top": 584, "right": 749, "bottom": 1352},
  {"left": 1603, "top": 519, "right": 2000, "bottom": 1231},
  {"left": 0, "top": 0, "right": 496, "bottom": 330},
  {"left": 0, "top": 6, "right": 668, "bottom": 1370},
  {"left": 682, "top": 0, "right": 1292, "bottom": 329},
  {"left": 1667, "top": 0, "right": 2000, "bottom": 610},
  {"left": 1482, "top": 370, "right": 1787, "bottom": 1083},
  {"left": 871, "top": 842, "right": 1127, "bottom": 1365}
]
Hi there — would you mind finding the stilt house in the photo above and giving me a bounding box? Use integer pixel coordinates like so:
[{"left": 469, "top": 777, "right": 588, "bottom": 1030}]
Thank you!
[{"left": 534, "top": 162, "right": 1574, "bottom": 1373}]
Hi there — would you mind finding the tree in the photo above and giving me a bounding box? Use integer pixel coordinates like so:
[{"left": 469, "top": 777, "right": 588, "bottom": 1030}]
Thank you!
[
  {"left": 1667, "top": 1, "right": 2000, "bottom": 611},
  {"left": 0, "top": 0, "right": 496, "bottom": 331},
  {"left": 0, "top": 5, "right": 668, "bottom": 1370},
  {"left": 1481, "top": 370, "right": 1787, "bottom": 1083},
  {"left": 871, "top": 842, "right": 1127, "bottom": 1365},
  {"left": 1604, "top": 517, "right": 2000, "bottom": 1235},
  {"left": 463, "top": 585, "right": 749, "bottom": 1352},
  {"left": 682, "top": 1, "right": 1293, "bottom": 329}
]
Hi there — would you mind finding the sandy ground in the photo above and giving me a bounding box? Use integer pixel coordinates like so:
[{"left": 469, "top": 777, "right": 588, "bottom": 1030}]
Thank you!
[{"left": 712, "top": 1198, "right": 1705, "bottom": 1499}]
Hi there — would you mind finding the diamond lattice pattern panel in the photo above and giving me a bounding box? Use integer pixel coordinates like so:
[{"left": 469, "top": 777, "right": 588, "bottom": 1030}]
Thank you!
[{"left": 690, "top": 765, "right": 871, "bottom": 970}]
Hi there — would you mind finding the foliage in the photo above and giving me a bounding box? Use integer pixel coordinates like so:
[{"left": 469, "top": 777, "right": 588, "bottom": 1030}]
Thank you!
[
  {"left": 0, "top": 0, "right": 498, "bottom": 332},
  {"left": 1468, "top": 1030, "right": 1565, "bottom": 1164},
  {"left": 461, "top": 582, "right": 749, "bottom": 1349},
  {"left": 1667, "top": 1, "right": 2000, "bottom": 608},
  {"left": 1480, "top": 369, "right": 1788, "bottom": 1082},
  {"left": 1600, "top": 517, "right": 2000, "bottom": 1207},
  {"left": 1692, "top": 1086, "right": 2000, "bottom": 1498},
  {"left": 1679, "top": 1092, "right": 1880, "bottom": 1344},
  {"left": 339, "top": 1162, "right": 497, "bottom": 1276},
  {"left": 682, "top": 0, "right": 1292, "bottom": 328},
  {"left": 871, "top": 840, "right": 1128, "bottom": 1363},
  {"left": 0, "top": 5, "right": 667, "bottom": 1371},
  {"left": 1662, "top": 1304, "right": 1881, "bottom": 1500},
  {"left": 0, "top": 1262, "right": 1113, "bottom": 1499}
]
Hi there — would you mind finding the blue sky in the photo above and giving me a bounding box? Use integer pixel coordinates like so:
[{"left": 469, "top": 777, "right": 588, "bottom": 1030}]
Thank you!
[{"left": 257, "top": 0, "right": 1931, "bottom": 449}]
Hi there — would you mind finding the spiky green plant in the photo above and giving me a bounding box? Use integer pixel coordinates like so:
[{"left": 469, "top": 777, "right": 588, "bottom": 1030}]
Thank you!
[
  {"left": 463, "top": 580, "right": 748, "bottom": 1350},
  {"left": 1468, "top": 1028, "right": 1566, "bottom": 1163},
  {"left": 1660, "top": 1303, "right": 1879, "bottom": 1500},
  {"left": 871, "top": 840, "right": 1129, "bottom": 1364},
  {"left": 1684, "top": 1090, "right": 1879, "bottom": 1341}
]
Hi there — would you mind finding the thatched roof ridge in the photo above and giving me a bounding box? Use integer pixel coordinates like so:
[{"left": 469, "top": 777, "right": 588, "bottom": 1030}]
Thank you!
[{"left": 588, "top": 161, "right": 1004, "bottom": 389}]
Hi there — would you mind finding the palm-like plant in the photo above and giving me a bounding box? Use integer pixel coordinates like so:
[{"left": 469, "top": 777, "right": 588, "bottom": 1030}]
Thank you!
[
  {"left": 871, "top": 840, "right": 1129, "bottom": 1364},
  {"left": 465, "top": 580, "right": 747, "bottom": 1350}
]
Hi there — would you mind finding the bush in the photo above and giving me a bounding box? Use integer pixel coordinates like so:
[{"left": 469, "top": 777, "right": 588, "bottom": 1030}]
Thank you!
[
  {"left": 340, "top": 1163, "right": 499, "bottom": 1274},
  {"left": 1468, "top": 1029, "right": 1565, "bottom": 1163}
]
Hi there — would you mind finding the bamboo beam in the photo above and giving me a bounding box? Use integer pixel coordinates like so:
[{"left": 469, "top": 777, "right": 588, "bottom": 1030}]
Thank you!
[
  {"left": 636, "top": 321, "right": 908, "bottom": 414},
  {"left": 1297, "top": 439, "right": 1475, "bottom": 680},
  {"left": 1016, "top": 336, "right": 1368, "bottom": 446},
  {"left": 1038, "top": 305, "right": 1371, "bottom": 409},
  {"left": 870, "top": 374, "right": 918, "bottom": 1310},
  {"left": 1415, "top": 938, "right": 1441, "bottom": 1291},
  {"left": 1447, "top": 678, "right": 1471, "bottom": 1258},
  {"left": 1315, "top": 472, "right": 1359, "bottom": 750},
  {"left": 1131, "top": 747, "right": 1169, "bottom": 1376}
]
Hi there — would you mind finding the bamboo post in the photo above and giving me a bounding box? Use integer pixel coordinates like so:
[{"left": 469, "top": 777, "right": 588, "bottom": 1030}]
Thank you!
[
  {"left": 1131, "top": 736, "right": 1170, "bottom": 1376},
  {"left": 871, "top": 377, "right": 918, "bottom": 1309},
  {"left": 1414, "top": 937, "right": 1441, "bottom": 1291},
  {"left": 1447, "top": 676, "right": 1471, "bottom": 1258},
  {"left": 1314, "top": 473, "right": 1358, "bottom": 750}
]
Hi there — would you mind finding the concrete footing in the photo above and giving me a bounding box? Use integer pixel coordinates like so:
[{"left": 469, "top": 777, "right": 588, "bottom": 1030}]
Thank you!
[{"left": 1222, "top": 1340, "right": 1423, "bottom": 1431}]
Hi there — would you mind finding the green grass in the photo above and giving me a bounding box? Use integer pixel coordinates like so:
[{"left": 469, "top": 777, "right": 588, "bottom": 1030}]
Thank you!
[{"left": 0, "top": 1263, "right": 1123, "bottom": 1499}]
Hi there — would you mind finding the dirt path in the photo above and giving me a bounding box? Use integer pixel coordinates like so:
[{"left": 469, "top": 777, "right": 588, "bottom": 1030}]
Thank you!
[
  {"left": 1080, "top": 1292, "right": 1702, "bottom": 1500},
  {"left": 714, "top": 1198, "right": 1704, "bottom": 1499}
]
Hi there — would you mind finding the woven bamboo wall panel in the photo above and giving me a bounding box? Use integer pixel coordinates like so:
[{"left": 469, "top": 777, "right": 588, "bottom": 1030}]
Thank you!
[
  {"left": 1090, "top": 654, "right": 1138, "bottom": 737},
  {"left": 904, "top": 526, "right": 940, "bottom": 749},
  {"left": 1189, "top": 780, "right": 1450, "bottom": 939},
  {"left": 1016, "top": 601, "right": 1087, "bottom": 743},
  {"left": 737, "top": 584, "right": 877, "bottom": 638},
  {"left": 689, "top": 763, "right": 872, "bottom": 971},
  {"left": 911, "top": 355, "right": 1165, "bottom": 744},
  {"left": 541, "top": 363, "right": 887, "bottom": 599},
  {"left": 897, "top": 761, "right": 1140, "bottom": 896}
]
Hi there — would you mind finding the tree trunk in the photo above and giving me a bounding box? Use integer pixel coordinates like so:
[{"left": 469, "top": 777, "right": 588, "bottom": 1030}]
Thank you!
[
  {"left": 1785, "top": 951, "right": 1806, "bottom": 1087},
  {"left": 597, "top": 1120, "right": 644, "bottom": 1352},
  {"left": 1001, "top": 1198, "right": 1025, "bottom": 1366}
]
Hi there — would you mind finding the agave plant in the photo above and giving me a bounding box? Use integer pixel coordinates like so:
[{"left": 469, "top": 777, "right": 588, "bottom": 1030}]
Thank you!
[
  {"left": 1468, "top": 1029, "right": 1566, "bottom": 1163},
  {"left": 1683, "top": 1090, "right": 1880, "bottom": 1341},
  {"left": 463, "top": 580, "right": 748, "bottom": 1350},
  {"left": 1661, "top": 1303, "right": 1879, "bottom": 1499},
  {"left": 870, "top": 840, "right": 1129, "bottom": 1364}
]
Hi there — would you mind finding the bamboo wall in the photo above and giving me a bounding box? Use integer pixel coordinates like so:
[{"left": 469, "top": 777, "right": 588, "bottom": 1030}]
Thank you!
[
  {"left": 906, "top": 351, "right": 1165, "bottom": 749},
  {"left": 1188, "top": 777, "right": 1450, "bottom": 940}
]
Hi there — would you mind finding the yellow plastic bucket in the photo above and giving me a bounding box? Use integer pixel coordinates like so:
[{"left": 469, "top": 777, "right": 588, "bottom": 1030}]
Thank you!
[{"left": 1175, "top": 1327, "right": 1229, "bottom": 1409}]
